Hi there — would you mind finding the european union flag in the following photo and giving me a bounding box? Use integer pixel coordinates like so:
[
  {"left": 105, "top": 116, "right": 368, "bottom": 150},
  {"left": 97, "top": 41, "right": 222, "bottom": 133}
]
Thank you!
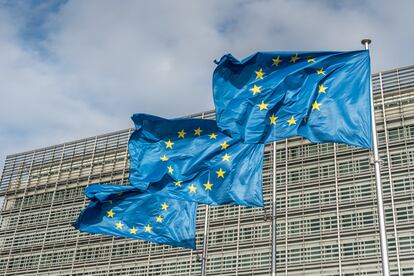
[
  {"left": 128, "top": 114, "right": 265, "bottom": 207},
  {"left": 74, "top": 184, "right": 197, "bottom": 249},
  {"left": 213, "top": 50, "right": 372, "bottom": 149}
]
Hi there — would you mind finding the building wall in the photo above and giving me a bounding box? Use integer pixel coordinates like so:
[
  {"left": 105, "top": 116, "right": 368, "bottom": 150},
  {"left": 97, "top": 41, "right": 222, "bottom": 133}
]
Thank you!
[{"left": 0, "top": 65, "right": 414, "bottom": 275}]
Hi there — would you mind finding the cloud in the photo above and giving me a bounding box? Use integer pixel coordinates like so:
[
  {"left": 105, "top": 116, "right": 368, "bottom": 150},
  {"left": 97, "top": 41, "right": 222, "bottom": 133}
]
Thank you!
[{"left": 1, "top": 0, "right": 414, "bottom": 171}]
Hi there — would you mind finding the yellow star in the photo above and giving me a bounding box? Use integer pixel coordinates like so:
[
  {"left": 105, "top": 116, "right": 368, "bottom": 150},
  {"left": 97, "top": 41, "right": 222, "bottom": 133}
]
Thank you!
[
  {"left": 220, "top": 141, "right": 229, "bottom": 150},
  {"left": 287, "top": 116, "right": 297, "bottom": 126},
  {"left": 178, "top": 129, "right": 186, "bottom": 139},
  {"left": 204, "top": 181, "right": 213, "bottom": 191},
  {"left": 129, "top": 227, "right": 137, "bottom": 234},
  {"left": 165, "top": 140, "right": 174, "bottom": 149},
  {"left": 194, "top": 127, "right": 203, "bottom": 136},
  {"left": 144, "top": 224, "right": 152, "bottom": 232},
  {"left": 209, "top": 133, "right": 217, "bottom": 139},
  {"left": 174, "top": 180, "right": 182, "bottom": 187},
  {"left": 255, "top": 68, "right": 265, "bottom": 80},
  {"left": 250, "top": 85, "right": 262, "bottom": 95},
  {"left": 167, "top": 165, "right": 174, "bottom": 174},
  {"left": 156, "top": 216, "right": 164, "bottom": 223},
  {"left": 116, "top": 221, "right": 124, "bottom": 229},
  {"left": 222, "top": 153, "right": 231, "bottom": 162},
  {"left": 257, "top": 101, "right": 268, "bottom": 111},
  {"left": 272, "top": 56, "right": 282, "bottom": 66},
  {"left": 270, "top": 114, "right": 277, "bottom": 125},
  {"left": 312, "top": 101, "right": 321, "bottom": 111},
  {"left": 316, "top": 68, "right": 326, "bottom": 75},
  {"left": 318, "top": 84, "right": 327, "bottom": 93},
  {"left": 107, "top": 209, "right": 115, "bottom": 218},
  {"left": 161, "top": 202, "right": 168, "bottom": 211},
  {"left": 188, "top": 184, "right": 197, "bottom": 193},
  {"left": 160, "top": 155, "right": 169, "bottom": 162},
  {"left": 307, "top": 58, "right": 316, "bottom": 63},
  {"left": 290, "top": 54, "right": 300, "bottom": 63},
  {"left": 216, "top": 168, "right": 225, "bottom": 178}
]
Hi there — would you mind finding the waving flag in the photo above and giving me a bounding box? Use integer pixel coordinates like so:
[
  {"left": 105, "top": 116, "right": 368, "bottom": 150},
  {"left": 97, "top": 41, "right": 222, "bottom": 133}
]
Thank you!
[
  {"left": 74, "top": 184, "right": 197, "bottom": 249},
  {"left": 213, "top": 50, "right": 372, "bottom": 149},
  {"left": 128, "top": 114, "right": 264, "bottom": 207}
]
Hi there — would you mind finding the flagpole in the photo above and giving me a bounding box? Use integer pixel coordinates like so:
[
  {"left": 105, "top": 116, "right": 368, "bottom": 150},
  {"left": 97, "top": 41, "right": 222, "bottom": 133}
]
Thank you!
[
  {"left": 361, "top": 38, "right": 390, "bottom": 276},
  {"left": 201, "top": 205, "right": 209, "bottom": 276},
  {"left": 200, "top": 112, "right": 209, "bottom": 276},
  {"left": 271, "top": 141, "right": 277, "bottom": 276}
]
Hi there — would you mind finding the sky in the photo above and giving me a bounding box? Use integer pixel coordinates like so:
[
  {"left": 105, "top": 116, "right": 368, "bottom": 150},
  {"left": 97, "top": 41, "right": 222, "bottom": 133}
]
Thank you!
[{"left": 1, "top": 0, "right": 414, "bottom": 172}]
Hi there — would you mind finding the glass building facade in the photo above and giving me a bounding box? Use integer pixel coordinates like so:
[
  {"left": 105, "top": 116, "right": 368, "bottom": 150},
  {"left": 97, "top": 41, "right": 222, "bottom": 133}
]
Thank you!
[{"left": 1, "top": 64, "right": 414, "bottom": 275}]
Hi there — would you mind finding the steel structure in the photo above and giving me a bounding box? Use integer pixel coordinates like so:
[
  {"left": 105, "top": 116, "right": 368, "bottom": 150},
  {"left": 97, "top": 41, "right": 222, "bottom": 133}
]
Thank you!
[{"left": 1, "top": 64, "right": 414, "bottom": 275}]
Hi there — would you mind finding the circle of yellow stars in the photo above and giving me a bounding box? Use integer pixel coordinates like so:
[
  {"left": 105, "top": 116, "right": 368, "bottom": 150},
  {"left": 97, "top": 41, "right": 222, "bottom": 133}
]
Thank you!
[
  {"left": 156, "top": 121, "right": 234, "bottom": 197},
  {"left": 246, "top": 53, "right": 328, "bottom": 127}
]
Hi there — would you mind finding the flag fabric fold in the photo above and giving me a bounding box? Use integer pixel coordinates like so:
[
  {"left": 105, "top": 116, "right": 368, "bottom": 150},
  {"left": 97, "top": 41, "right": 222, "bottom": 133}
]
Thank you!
[
  {"left": 74, "top": 184, "right": 197, "bottom": 249},
  {"left": 212, "top": 50, "right": 372, "bottom": 149},
  {"left": 128, "top": 114, "right": 265, "bottom": 207}
]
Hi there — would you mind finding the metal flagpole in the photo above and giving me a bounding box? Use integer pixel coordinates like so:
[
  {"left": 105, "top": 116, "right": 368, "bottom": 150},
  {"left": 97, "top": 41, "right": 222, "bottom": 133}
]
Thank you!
[
  {"left": 200, "top": 112, "right": 209, "bottom": 276},
  {"left": 201, "top": 205, "right": 209, "bottom": 276},
  {"left": 271, "top": 141, "right": 277, "bottom": 276},
  {"left": 361, "top": 38, "right": 390, "bottom": 276}
]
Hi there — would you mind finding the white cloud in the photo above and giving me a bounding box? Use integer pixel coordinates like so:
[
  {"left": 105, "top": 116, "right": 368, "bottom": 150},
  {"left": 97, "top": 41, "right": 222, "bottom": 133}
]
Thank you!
[{"left": 1, "top": 0, "right": 414, "bottom": 170}]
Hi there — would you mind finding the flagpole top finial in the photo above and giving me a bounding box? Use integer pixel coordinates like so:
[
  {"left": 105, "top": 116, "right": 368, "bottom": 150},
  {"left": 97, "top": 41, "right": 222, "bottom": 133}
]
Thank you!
[{"left": 361, "top": 38, "right": 372, "bottom": 46}]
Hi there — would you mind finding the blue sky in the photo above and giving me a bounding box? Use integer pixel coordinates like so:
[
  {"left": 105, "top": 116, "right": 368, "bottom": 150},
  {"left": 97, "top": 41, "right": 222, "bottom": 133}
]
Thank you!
[{"left": 1, "top": 0, "right": 414, "bottom": 171}]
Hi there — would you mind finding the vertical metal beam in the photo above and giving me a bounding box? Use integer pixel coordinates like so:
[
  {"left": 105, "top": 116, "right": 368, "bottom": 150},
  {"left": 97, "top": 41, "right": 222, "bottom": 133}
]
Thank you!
[
  {"left": 271, "top": 142, "right": 277, "bottom": 276},
  {"left": 146, "top": 242, "right": 153, "bottom": 275},
  {"left": 378, "top": 72, "right": 401, "bottom": 275},
  {"left": 235, "top": 205, "right": 241, "bottom": 275},
  {"left": 106, "top": 236, "right": 116, "bottom": 274},
  {"left": 361, "top": 38, "right": 390, "bottom": 276},
  {"left": 189, "top": 245, "right": 194, "bottom": 276},
  {"left": 333, "top": 144, "right": 342, "bottom": 275}
]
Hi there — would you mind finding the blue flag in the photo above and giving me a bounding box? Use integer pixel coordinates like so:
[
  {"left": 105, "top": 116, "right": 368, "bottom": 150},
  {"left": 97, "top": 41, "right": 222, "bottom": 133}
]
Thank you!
[
  {"left": 74, "top": 184, "right": 197, "bottom": 249},
  {"left": 213, "top": 50, "right": 372, "bottom": 149},
  {"left": 128, "top": 114, "right": 264, "bottom": 207}
]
